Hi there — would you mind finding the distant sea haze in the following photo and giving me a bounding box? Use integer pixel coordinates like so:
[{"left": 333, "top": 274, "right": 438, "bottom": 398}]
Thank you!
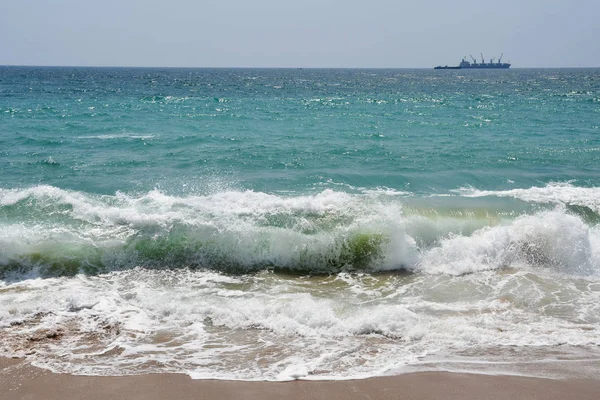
[{"left": 1, "top": 66, "right": 600, "bottom": 380}]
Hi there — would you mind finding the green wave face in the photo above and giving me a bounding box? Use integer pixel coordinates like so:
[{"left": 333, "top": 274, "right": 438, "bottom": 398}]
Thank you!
[{"left": 1, "top": 231, "right": 391, "bottom": 277}]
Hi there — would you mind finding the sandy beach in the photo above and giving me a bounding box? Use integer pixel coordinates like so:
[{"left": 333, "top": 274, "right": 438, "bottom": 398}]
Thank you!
[{"left": 1, "top": 357, "right": 599, "bottom": 400}]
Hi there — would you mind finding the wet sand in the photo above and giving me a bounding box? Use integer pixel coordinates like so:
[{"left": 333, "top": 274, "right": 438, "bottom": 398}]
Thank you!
[{"left": 1, "top": 357, "right": 600, "bottom": 400}]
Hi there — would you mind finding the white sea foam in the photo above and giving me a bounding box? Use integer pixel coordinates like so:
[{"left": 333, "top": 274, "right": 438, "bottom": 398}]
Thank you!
[
  {"left": 416, "top": 210, "right": 599, "bottom": 276},
  {"left": 2, "top": 183, "right": 600, "bottom": 382},
  {"left": 76, "top": 133, "right": 155, "bottom": 140},
  {"left": 1, "top": 185, "right": 600, "bottom": 276},
  {"left": 2, "top": 267, "right": 599, "bottom": 380},
  {"left": 456, "top": 182, "right": 600, "bottom": 213}
]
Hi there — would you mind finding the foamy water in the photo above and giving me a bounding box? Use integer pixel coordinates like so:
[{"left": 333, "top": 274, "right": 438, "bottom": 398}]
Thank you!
[{"left": 1, "top": 184, "right": 600, "bottom": 380}]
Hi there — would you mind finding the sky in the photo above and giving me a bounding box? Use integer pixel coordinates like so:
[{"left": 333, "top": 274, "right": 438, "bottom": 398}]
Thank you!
[{"left": 1, "top": 0, "right": 599, "bottom": 68}]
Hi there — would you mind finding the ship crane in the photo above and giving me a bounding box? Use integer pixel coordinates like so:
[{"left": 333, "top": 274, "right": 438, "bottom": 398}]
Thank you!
[
  {"left": 481, "top": 53, "right": 485, "bottom": 64},
  {"left": 490, "top": 58, "right": 495, "bottom": 63},
  {"left": 469, "top": 54, "right": 477, "bottom": 63},
  {"left": 498, "top": 53, "right": 504, "bottom": 63}
]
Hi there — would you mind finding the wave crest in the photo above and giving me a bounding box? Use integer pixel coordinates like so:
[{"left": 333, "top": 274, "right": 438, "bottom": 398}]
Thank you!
[{"left": 1, "top": 185, "right": 599, "bottom": 278}]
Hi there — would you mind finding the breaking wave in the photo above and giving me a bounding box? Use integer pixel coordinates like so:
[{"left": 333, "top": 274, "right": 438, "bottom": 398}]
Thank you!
[
  {"left": 457, "top": 182, "right": 600, "bottom": 215},
  {"left": 1, "top": 184, "right": 599, "bottom": 278}
]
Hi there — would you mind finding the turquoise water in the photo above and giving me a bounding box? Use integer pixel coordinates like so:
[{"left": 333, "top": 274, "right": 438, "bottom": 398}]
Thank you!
[
  {"left": 3, "top": 67, "right": 599, "bottom": 195},
  {"left": 1, "top": 67, "right": 600, "bottom": 380}
]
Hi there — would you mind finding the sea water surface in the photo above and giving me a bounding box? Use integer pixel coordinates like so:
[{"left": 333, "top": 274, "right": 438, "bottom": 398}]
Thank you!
[{"left": 1, "top": 67, "right": 600, "bottom": 380}]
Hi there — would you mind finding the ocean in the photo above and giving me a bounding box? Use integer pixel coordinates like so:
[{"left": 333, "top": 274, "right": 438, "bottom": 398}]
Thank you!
[{"left": 1, "top": 66, "right": 600, "bottom": 380}]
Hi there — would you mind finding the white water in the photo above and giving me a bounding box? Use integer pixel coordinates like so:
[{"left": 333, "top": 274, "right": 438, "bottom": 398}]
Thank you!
[
  {"left": 457, "top": 181, "right": 600, "bottom": 213},
  {"left": 1, "top": 184, "right": 599, "bottom": 275},
  {"left": 1, "top": 183, "right": 600, "bottom": 380},
  {"left": 1, "top": 267, "right": 600, "bottom": 380}
]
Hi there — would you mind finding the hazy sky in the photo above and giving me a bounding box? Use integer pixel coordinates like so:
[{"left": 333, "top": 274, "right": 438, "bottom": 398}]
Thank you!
[{"left": 1, "top": 0, "right": 599, "bottom": 68}]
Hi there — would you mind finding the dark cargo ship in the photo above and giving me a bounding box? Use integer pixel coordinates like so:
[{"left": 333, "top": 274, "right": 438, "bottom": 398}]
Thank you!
[{"left": 435, "top": 54, "right": 511, "bottom": 69}]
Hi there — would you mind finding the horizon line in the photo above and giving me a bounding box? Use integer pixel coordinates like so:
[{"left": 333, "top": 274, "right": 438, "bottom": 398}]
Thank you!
[{"left": 1, "top": 64, "right": 600, "bottom": 70}]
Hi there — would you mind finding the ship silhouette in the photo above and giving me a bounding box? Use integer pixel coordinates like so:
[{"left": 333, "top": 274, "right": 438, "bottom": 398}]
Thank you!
[{"left": 434, "top": 53, "right": 511, "bottom": 69}]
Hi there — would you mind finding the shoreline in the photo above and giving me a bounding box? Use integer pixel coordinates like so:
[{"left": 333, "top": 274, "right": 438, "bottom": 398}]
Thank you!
[{"left": 2, "top": 357, "right": 600, "bottom": 400}]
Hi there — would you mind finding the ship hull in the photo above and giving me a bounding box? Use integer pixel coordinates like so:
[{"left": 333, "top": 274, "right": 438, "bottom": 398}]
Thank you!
[{"left": 434, "top": 65, "right": 511, "bottom": 70}]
